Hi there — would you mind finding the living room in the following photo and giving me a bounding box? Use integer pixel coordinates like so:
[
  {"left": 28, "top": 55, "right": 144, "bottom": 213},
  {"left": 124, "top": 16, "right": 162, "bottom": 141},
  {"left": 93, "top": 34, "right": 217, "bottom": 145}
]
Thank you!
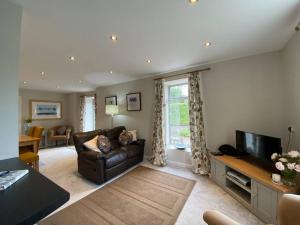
[{"left": 1, "top": 0, "right": 300, "bottom": 225}]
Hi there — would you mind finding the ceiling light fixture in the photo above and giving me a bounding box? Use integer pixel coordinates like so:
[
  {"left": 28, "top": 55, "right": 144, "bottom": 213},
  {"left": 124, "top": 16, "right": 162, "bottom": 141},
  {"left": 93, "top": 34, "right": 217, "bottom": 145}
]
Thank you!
[
  {"left": 109, "top": 70, "right": 113, "bottom": 74},
  {"left": 79, "top": 80, "right": 83, "bottom": 83},
  {"left": 146, "top": 59, "right": 151, "bottom": 63},
  {"left": 23, "top": 81, "right": 27, "bottom": 84},
  {"left": 110, "top": 35, "right": 117, "bottom": 41},
  {"left": 41, "top": 71, "right": 45, "bottom": 76},
  {"left": 204, "top": 42, "right": 211, "bottom": 47},
  {"left": 189, "top": 0, "right": 199, "bottom": 4},
  {"left": 69, "top": 56, "right": 75, "bottom": 61},
  {"left": 57, "top": 85, "right": 60, "bottom": 89}
]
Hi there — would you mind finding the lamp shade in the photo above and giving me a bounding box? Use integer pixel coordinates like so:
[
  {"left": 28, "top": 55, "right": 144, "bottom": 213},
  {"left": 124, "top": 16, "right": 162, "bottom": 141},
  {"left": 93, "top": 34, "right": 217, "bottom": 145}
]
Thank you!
[{"left": 105, "top": 105, "right": 119, "bottom": 115}]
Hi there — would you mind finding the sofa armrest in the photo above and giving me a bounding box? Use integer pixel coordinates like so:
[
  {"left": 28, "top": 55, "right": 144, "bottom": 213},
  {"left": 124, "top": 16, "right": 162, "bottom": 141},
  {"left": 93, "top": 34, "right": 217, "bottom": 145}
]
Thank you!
[
  {"left": 79, "top": 150, "right": 105, "bottom": 161},
  {"left": 203, "top": 210, "right": 240, "bottom": 225},
  {"left": 66, "top": 129, "right": 72, "bottom": 139}
]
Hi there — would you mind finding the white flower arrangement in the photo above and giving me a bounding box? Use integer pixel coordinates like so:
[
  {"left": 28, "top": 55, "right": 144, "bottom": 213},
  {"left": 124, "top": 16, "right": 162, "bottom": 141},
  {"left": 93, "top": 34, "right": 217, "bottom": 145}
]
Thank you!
[{"left": 271, "top": 150, "right": 300, "bottom": 186}]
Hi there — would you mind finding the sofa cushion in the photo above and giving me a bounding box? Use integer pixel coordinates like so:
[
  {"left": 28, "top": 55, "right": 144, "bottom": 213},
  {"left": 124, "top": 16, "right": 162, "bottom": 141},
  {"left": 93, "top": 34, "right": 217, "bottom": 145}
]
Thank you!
[
  {"left": 83, "top": 135, "right": 99, "bottom": 152},
  {"left": 105, "top": 149, "right": 127, "bottom": 169},
  {"left": 56, "top": 126, "right": 66, "bottom": 135},
  {"left": 105, "top": 126, "right": 125, "bottom": 149},
  {"left": 97, "top": 135, "right": 111, "bottom": 153},
  {"left": 119, "top": 130, "right": 133, "bottom": 145},
  {"left": 122, "top": 145, "right": 141, "bottom": 159}
]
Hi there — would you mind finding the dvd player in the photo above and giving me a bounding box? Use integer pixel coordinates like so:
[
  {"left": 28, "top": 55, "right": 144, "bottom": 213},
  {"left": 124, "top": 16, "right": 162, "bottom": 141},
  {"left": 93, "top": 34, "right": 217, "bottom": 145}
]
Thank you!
[{"left": 227, "top": 170, "right": 251, "bottom": 186}]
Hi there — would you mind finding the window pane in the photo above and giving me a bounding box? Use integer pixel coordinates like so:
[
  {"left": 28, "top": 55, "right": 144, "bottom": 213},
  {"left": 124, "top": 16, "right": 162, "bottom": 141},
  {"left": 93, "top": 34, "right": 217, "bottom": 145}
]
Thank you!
[
  {"left": 168, "top": 99, "right": 189, "bottom": 125},
  {"left": 167, "top": 92, "right": 190, "bottom": 148},
  {"left": 169, "top": 84, "right": 188, "bottom": 98},
  {"left": 83, "top": 96, "right": 95, "bottom": 132}
]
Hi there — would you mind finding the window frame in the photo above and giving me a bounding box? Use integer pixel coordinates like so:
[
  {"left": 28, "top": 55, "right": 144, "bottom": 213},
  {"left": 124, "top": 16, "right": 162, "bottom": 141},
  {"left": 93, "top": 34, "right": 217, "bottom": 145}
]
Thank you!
[{"left": 164, "top": 78, "right": 190, "bottom": 150}]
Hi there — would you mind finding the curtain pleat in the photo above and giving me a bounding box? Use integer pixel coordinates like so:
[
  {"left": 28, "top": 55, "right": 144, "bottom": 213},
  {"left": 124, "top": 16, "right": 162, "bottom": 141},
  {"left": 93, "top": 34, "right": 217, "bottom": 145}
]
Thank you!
[
  {"left": 79, "top": 96, "right": 86, "bottom": 132},
  {"left": 149, "top": 79, "right": 167, "bottom": 166},
  {"left": 188, "top": 71, "right": 210, "bottom": 175}
]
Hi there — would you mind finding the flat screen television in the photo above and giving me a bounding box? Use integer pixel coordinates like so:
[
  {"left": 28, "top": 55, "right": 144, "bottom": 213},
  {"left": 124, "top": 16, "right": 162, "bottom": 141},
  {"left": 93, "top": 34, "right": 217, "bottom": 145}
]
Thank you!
[{"left": 236, "top": 130, "right": 282, "bottom": 163}]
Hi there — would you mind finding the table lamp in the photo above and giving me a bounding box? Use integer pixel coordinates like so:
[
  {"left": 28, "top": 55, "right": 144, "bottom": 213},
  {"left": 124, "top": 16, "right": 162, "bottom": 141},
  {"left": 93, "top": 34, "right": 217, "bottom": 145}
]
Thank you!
[{"left": 105, "top": 105, "right": 119, "bottom": 128}]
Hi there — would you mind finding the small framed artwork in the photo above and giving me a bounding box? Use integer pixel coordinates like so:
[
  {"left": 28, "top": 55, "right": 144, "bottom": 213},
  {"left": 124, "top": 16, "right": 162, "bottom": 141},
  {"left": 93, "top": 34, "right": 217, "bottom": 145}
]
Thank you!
[
  {"left": 126, "top": 92, "right": 141, "bottom": 111},
  {"left": 105, "top": 96, "right": 117, "bottom": 105},
  {"left": 30, "top": 100, "right": 62, "bottom": 120}
]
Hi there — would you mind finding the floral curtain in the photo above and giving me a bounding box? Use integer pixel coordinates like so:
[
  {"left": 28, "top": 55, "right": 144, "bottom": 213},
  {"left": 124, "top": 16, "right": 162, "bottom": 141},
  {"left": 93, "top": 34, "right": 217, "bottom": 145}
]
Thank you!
[
  {"left": 79, "top": 95, "right": 86, "bottom": 132},
  {"left": 188, "top": 71, "right": 210, "bottom": 175},
  {"left": 150, "top": 79, "right": 167, "bottom": 166}
]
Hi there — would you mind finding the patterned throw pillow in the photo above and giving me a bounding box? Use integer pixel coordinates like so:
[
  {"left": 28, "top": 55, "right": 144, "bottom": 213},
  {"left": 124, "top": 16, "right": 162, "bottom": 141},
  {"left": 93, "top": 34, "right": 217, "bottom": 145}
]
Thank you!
[
  {"left": 118, "top": 130, "right": 133, "bottom": 145},
  {"left": 83, "top": 135, "right": 100, "bottom": 152},
  {"left": 56, "top": 126, "right": 66, "bottom": 135},
  {"left": 97, "top": 135, "right": 111, "bottom": 153}
]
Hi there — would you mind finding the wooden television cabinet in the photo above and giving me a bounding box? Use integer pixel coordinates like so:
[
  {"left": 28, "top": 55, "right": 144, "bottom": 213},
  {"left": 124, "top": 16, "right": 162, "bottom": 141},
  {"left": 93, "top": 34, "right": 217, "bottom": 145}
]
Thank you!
[{"left": 210, "top": 154, "right": 299, "bottom": 224}]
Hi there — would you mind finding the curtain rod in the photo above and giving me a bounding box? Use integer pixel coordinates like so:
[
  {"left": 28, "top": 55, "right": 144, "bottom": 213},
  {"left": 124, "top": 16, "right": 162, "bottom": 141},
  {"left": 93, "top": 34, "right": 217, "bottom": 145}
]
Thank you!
[{"left": 154, "top": 67, "right": 211, "bottom": 81}]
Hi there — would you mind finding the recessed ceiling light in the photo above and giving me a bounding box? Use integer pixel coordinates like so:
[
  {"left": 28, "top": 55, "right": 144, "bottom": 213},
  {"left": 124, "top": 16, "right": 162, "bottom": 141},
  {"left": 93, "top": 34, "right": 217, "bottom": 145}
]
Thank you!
[
  {"left": 79, "top": 80, "right": 83, "bottom": 83},
  {"left": 109, "top": 70, "right": 113, "bottom": 74},
  {"left": 41, "top": 71, "right": 45, "bottom": 76},
  {"left": 146, "top": 59, "right": 151, "bottom": 63},
  {"left": 204, "top": 42, "right": 211, "bottom": 47},
  {"left": 69, "top": 56, "right": 75, "bottom": 61},
  {"left": 23, "top": 81, "right": 27, "bottom": 84},
  {"left": 189, "top": 0, "right": 199, "bottom": 4},
  {"left": 110, "top": 35, "right": 117, "bottom": 41}
]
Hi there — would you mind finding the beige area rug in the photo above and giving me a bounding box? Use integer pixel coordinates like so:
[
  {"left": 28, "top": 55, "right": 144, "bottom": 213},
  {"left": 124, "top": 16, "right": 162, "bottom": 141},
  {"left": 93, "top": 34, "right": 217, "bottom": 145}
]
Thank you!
[{"left": 39, "top": 166, "right": 196, "bottom": 225}]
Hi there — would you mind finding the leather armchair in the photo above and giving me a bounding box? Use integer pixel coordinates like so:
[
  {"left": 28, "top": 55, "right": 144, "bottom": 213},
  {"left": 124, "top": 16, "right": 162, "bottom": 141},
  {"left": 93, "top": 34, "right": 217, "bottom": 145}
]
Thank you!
[
  {"left": 73, "top": 126, "right": 145, "bottom": 184},
  {"left": 203, "top": 194, "right": 300, "bottom": 225},
  {"left": 48, "top": 125, "right": 72, "bottom": 146}
]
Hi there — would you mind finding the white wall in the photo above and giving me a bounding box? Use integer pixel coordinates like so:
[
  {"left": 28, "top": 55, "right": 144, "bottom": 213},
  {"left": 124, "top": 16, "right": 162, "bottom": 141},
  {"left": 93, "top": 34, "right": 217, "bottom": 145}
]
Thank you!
[
  {"left": 0, "top": 1, "right": 22, "bottom": 160},
  {"left": 203, "top": 52, "right": 285, "bottom": 151},
  {"left": 95, "top": 52, "right": 286, "bottom": 163},
  {"left": 19, "top": 89, "right": 70, "bottom": 132},
  {"left": 281, "top": 32, "right": 300, "bottom": 150}
]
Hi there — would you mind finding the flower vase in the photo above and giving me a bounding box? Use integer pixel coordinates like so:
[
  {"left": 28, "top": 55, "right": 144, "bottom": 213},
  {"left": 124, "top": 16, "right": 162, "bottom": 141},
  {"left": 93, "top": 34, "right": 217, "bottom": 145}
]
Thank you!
[{"left": 281, "top": 170, "right": 297, "bottom": 187}]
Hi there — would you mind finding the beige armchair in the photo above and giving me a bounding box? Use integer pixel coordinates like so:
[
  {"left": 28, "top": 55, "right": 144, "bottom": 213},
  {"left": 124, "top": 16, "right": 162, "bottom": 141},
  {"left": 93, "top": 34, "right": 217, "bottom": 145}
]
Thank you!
[
  {"left": 203, "top": 194, "right": 300, "bottom": 225},
  {"left": 48, "top": 125, "right": 72, "bottom": 146}
]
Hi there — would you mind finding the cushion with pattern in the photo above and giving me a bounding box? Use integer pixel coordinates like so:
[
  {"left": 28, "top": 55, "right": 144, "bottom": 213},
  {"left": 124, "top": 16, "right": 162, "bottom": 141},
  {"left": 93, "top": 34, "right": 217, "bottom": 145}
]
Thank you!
[
  {"left": 56, "top": 126, "right": 67, "bottom": 135},
  {"left": 118, "top": 130, "right": 134, "bottom": 145},
  {"left": 97, "top": 135, "right": 111, "bottom": 153}
]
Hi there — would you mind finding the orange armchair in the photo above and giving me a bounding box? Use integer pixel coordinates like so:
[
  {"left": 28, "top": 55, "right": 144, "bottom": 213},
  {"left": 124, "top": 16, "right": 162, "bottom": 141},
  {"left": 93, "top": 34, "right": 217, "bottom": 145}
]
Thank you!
[{"left": 48, "top": 125, "right": 72, "bottom": 146}]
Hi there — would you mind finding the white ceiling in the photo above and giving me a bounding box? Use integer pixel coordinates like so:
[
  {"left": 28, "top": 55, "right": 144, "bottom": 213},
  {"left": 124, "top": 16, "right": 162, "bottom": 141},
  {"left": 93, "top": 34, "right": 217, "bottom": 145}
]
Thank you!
[{"left": 17, "top": 0, "right": 300, "bottom": 93}]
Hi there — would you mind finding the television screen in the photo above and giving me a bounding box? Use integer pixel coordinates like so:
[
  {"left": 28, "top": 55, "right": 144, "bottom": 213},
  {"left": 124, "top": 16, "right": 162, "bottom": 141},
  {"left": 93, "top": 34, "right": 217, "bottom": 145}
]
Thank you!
[{"left": 236, "top": 130, "right": 282, "bottom": 163}]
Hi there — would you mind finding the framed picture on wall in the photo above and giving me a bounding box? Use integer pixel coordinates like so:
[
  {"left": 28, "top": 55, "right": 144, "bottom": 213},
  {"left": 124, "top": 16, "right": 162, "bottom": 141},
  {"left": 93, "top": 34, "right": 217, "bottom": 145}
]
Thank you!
[
  {"left": 126, "top": 92, "right": 141, "bottom": 111},
  {"left": 30, "top": 100, "right": 62, "bottom": 120},
  {"left": 105, "top": 96, "right": 117, "bottom": 105}
]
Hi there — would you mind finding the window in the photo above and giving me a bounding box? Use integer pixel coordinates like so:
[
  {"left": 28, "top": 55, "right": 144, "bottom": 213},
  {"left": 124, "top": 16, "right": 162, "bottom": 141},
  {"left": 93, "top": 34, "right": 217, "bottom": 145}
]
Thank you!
[
  {"left": 83, "top": 95, "right": 96, "bottom": 132},
  {"left": 165, "top": 78, "right": 190, "bottom": 149}
]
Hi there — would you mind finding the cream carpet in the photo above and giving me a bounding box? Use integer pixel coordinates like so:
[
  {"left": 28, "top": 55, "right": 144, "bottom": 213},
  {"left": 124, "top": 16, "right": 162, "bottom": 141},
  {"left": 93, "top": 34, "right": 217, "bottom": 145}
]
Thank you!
[
  {"left": 39, "top": 147, "right": 264, "bottom": 225},
  {"left": 39, "top": 166, "right": 195, "bottom": 225}
]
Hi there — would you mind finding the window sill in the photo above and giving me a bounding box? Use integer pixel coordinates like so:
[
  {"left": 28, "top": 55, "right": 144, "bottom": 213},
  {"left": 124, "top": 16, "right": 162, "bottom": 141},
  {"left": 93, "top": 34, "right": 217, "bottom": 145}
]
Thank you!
[{"left": 167, "top": 146, "right": 191, "bottom": 152}]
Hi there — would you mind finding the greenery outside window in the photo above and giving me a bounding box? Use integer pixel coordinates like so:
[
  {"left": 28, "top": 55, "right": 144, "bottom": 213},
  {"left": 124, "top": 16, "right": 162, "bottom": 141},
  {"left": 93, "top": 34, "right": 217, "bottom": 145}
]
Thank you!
[{"left": 165, "top": 78, "right": 190, "bottom": 150}]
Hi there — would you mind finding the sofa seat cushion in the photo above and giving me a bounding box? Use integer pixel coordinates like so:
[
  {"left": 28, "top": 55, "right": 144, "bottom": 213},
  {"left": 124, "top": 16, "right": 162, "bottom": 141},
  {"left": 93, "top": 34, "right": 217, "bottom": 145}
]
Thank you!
[
  {"left": 122, "top": 145, "right": 141, "bottom": 159},
  {"left": 105, "top": 149, "right": 127, "bottom": 169}
]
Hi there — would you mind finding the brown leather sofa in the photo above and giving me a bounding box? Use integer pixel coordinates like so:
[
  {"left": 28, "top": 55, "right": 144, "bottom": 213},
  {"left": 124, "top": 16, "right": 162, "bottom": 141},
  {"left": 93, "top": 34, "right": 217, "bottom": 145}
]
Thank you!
[{"left": 73, "top": 126, "right": 145, "bottom": 184}]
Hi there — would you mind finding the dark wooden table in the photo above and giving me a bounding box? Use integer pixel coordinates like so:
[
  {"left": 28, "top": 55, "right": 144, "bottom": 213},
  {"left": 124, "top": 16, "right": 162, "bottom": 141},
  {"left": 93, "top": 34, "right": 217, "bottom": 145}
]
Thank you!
[{"left": 0, "top": 158, "right": 70, "bottom": 225}]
